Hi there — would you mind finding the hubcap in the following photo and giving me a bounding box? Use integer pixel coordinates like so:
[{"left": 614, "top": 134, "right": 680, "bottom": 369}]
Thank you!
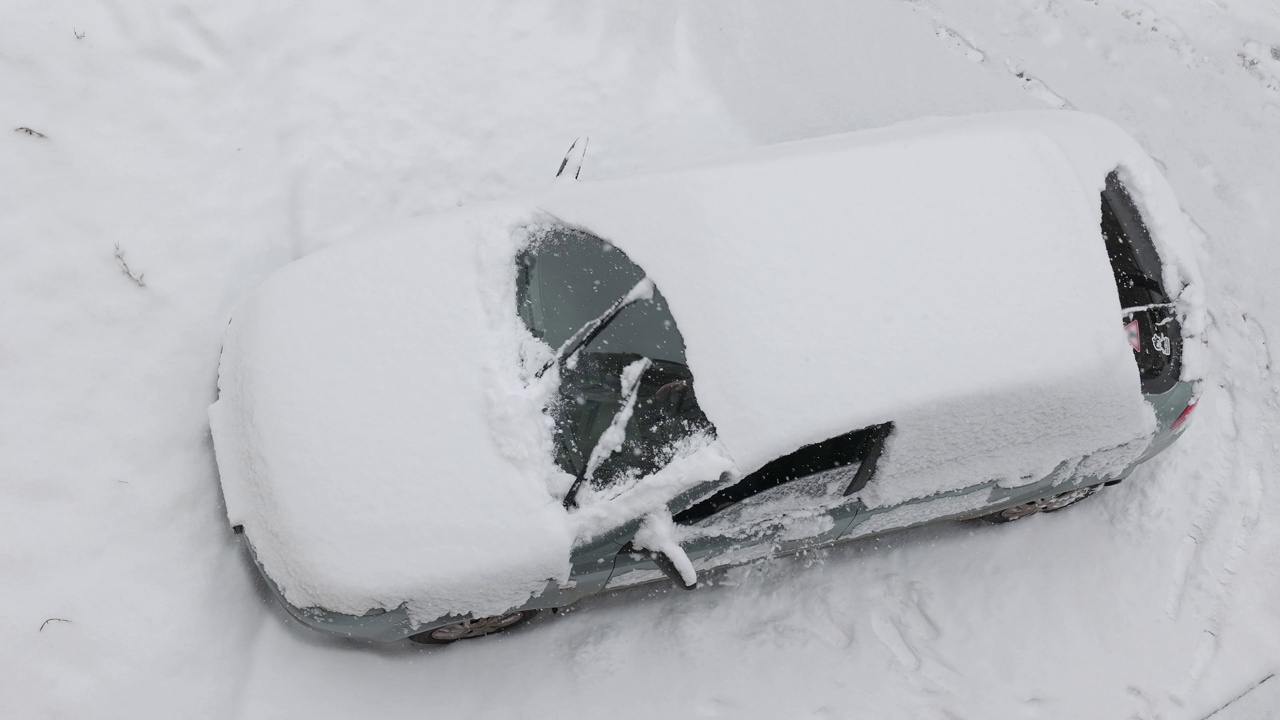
[
  {"left": 427, "top": 612, "right": 528, "bottom": 641},
  {"left": 999, "top": 486, "right": 1098, "bottom": 521}
]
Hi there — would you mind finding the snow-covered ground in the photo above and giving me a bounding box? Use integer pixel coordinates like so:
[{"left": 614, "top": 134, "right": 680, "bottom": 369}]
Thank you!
[{"left": 3, "top": 1, "right": 1278, "bottom": 718}]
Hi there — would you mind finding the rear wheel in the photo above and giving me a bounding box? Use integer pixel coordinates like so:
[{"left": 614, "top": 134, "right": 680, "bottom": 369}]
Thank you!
[
  {"left": 408, "top": 610, "right": 539, "bottom": 644},
  {"left": 983, "top": 484, "right": 1103, "bottom": 523}
]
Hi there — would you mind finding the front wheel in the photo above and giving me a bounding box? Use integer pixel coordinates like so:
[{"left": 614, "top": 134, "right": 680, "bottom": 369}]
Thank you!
[
  {"left": 408, "top": 609, "right": 540, "bottom": 644},
  {"left": 983, "top": 484, "right": 1103, "bottom": 523}
]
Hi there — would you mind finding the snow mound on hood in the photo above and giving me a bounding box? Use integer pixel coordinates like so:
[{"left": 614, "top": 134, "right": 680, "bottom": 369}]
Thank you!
[{"left": 209, "top": 208, "right": 573, "bottom": 623}]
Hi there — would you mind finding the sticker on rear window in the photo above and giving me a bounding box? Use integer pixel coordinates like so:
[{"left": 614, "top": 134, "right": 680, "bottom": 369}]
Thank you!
[{"left": 1125, "top": 320, "right": 1141, "bottom": 352}]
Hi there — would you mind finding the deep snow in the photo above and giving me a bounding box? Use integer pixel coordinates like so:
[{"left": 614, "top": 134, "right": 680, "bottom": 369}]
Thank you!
[{"left": 3, "top": 1, "right": 1279, "bottom": 719}]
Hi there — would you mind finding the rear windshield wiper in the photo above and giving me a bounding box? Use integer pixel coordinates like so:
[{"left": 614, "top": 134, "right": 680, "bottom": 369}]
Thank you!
[{"left": 535, "top": 278, "right": 654, "bottom": 379}]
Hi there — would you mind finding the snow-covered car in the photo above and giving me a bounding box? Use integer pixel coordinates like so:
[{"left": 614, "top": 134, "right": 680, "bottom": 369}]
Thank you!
[{"left": 209, "top": 111, "right": 1205, "bottom": 644}]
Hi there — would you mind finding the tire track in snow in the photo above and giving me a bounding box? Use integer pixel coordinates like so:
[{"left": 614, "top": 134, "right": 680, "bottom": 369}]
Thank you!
[
  {"left": 1169, "top": 308, "right": 1276, "bottom": 704},
  {"left": 935, "top": 26, "right": 985, "bottom": 63},
  {"left": 1176, "top": 468, "right": 1264, "bottom": 702},
  {"left": 1164, "top": 410, "right": 1236, "bottom": 623}
]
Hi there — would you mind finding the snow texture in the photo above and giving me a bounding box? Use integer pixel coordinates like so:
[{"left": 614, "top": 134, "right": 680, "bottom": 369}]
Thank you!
[
  {"left": 4, "top": 1, "right": 1279, "bottom": 719},
  {"left": 633, "top": 512, "right": 698, "bottom": 587}
]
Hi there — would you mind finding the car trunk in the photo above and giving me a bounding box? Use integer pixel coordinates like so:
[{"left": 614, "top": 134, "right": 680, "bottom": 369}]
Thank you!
[{"left": 1101, "top": 170, "right": 1184, "bottom": 395}]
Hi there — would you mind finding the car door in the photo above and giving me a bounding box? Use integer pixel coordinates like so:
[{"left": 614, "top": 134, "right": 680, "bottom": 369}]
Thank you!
[{"left": 601, "top": 423, "right": 893, "bottom": 587}]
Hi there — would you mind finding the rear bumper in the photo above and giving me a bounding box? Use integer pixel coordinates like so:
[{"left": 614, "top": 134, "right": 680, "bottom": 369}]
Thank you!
[{"left": 1138, "top": 378, "right": 1198, "bottom": 461}]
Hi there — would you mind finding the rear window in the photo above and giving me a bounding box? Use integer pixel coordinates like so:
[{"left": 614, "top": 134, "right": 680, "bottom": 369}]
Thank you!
[
  {"left": 1101, "top": 172, "right": 1169, "bottom": 309},
  {"left": 1099, "top": 171, "right": 1181, "bottom": 395}
]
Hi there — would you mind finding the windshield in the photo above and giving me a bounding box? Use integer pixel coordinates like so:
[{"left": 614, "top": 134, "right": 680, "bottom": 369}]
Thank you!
[
  {"left": 517, "top": 227, "right": 712, "bottom": 500},
  {"left": 518, "top": 228, "right": 688, "bottom": 363}
]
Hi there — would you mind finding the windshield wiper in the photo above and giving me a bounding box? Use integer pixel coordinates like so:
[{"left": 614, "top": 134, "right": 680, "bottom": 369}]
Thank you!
[
  {"left": 562, "top": 357, "right": 652, "bottom": 510},
  {"left": 536, "top": 278, "right": 654, "bottom": 379}
]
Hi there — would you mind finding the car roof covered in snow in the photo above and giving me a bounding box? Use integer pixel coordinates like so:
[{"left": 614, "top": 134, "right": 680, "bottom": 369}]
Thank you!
[
  {"left": 541, "top": 110, "right": 1192, "bottom": 504},
  {"left": 210, "top": 110, "right": 1195, "bottom": 620}
]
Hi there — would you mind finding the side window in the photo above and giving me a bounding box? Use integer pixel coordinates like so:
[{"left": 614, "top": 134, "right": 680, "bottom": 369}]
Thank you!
[
  {"left": 673, "top": 423, "right": 892, "bottom": 525},
  {"left": 517, "top": 228, "right": 713, "bottom": 504}
]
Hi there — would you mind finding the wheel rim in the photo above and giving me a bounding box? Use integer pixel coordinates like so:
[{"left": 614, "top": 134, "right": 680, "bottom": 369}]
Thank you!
[
  {"left": 1040, "top": 486, "right": 1097, "bottom": 512},
  {"left": 998, "top": 499, "right": 1045, "bottom": 521},
  {"left": 427, "top": 612, "right": 529, "bottom": 641},
  {"left": 999, "top": 486, "right": 1099, "bottom": 520}
]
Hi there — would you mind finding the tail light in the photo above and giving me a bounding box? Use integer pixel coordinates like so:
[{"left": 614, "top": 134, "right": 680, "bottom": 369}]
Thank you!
[{"left": 1171, "top": 402, "right": 1196, "bottom": 431}]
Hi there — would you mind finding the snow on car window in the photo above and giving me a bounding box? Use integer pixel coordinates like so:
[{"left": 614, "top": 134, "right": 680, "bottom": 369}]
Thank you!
[
  {"left": 518, "top": 228, "right": 686, "bottom": 364},
  {"left": 517, "top": 227, "right": 719, "bottom": 519}
]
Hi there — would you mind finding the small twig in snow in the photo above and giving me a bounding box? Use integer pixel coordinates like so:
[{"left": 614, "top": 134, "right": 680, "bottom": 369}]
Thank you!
[
  {"left": 114, "top": 243, "right": 146, "bottom": 287},
  {"left": 40, "top": 618, "right": 71, "bottom": 632},
  {"left": 15, "top": 127, "right": 47, "bottom": 138},
  {"left": 74, "top": 28, "right": 85, "bottom": 40}
]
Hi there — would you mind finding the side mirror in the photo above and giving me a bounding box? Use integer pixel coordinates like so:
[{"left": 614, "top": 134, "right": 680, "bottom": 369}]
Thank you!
[
  {"left": 625, "top": 511, "right": 698, "bottom": 590},
  {"left": 618, "top": 541, "right": 697, "bottom": 591},
  {"left": 649, "top": 547, "right": 697, "bottom": 591}
]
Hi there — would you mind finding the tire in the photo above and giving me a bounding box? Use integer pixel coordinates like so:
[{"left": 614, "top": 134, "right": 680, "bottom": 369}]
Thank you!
[
  {"left": 407, "top": 609, "right": 540, "bottom": 644},
  {"left": 982, "top": 484, "right": 1104, "bottom": 523}
]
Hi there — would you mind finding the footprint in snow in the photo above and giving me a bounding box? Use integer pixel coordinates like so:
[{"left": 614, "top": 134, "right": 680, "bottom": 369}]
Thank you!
[
  {"left": 871, "top": 613, "right": 921, "bottom": 671},
  {"left": 935, "top": 26, "right": 985, "bottom": 63},
  {"left": 1007, "top": 64, "right": 1072, "bottom": 109},
  {"left": 1238, "top": 41, "right": 1280, "bottom": 92}
]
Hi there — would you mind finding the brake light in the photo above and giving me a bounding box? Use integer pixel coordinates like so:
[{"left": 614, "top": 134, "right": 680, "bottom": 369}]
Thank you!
[{"left": 1171, "top": 402, "right": 1196, "bottom": 431}]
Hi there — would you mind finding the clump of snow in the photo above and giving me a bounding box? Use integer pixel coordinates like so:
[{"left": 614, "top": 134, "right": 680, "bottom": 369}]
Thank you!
[
  {"left": 583, "top": 357, "right": 652, "bottom": 481},
  {"left": 843, "top": 487, "right": 996, "bottom": 542},
  {"left": 568, "top": 431, "right": 736, "bottom": 541},
  {"left": 680, "top": 469, "right": 844, "bottom": 543},
  {"left": 632, "top": 512, "right": 697, "bottom": 587}
]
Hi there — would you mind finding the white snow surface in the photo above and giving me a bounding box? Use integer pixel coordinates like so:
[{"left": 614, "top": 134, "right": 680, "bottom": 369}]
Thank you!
[
  {"left": 209, "top": 208, "right": 573, "bottom": 621},
  {"left": 5, "top": 1, "right": 1280, "bottom": 719},
  {"left": 544, "top": 111, "right": 1160, "bottom": 503}
]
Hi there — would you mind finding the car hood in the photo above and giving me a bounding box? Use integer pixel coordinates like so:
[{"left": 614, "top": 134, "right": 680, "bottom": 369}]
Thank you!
[{"left": 210, "top": 206, "right": 575, "bottom": 623}]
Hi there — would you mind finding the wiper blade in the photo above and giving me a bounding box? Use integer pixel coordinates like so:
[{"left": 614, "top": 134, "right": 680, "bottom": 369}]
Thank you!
[
  {"left": 563, "top": 357, "right": 652, "bottom": 510},
  {"left": 536, "top": 278, "right": 654, "bottom": 379}
]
